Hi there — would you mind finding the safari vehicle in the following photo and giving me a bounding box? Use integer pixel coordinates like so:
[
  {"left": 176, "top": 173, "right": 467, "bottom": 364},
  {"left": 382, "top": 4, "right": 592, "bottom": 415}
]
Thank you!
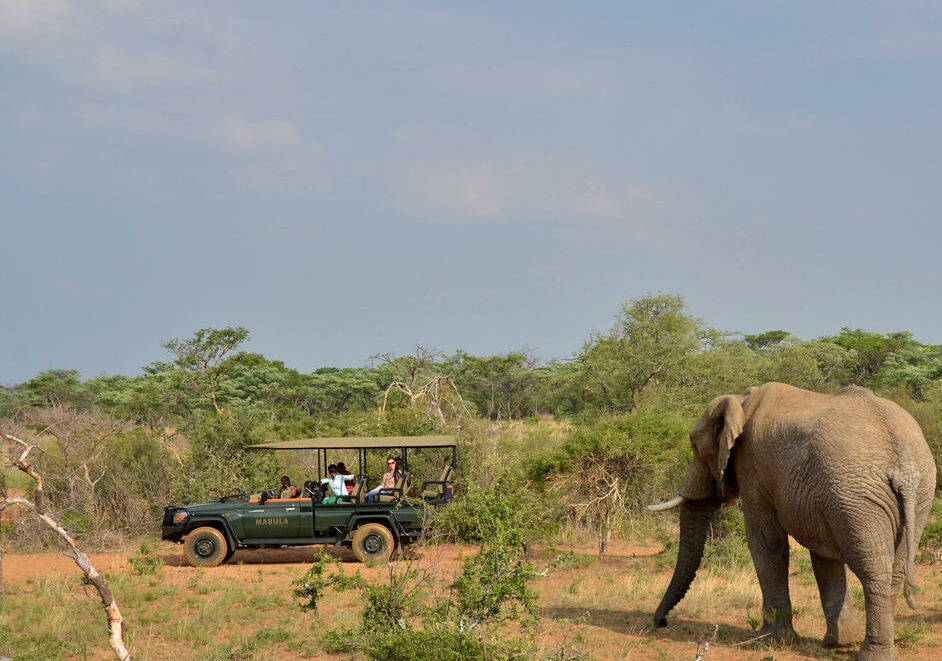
[{"left": 161, "top": 435, "right": 457, "bottom": 567}]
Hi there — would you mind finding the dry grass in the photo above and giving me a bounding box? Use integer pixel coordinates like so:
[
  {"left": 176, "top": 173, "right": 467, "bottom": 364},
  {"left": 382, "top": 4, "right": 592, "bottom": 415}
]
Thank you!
[{"left": 1, "top": 538, "right": 942, "bottom": 660}]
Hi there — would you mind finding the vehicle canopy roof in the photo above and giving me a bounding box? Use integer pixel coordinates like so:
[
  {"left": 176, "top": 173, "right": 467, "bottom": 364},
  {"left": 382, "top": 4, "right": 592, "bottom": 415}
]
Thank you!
[
  {"left": 248, "top": 435, "right": 457, "bottom": 478},
  {"left": 248, "top": 435, "right": 456, "bottom": 450}
]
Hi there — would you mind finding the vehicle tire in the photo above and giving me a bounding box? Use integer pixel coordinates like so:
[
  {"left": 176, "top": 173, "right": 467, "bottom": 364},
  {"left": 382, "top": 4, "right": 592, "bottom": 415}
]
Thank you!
[
  {"left": 351, "top": 523, "right": 395, "bottom": 563},
  {"left": 183, "top": 527, "right": 229, "bottom": 567}
]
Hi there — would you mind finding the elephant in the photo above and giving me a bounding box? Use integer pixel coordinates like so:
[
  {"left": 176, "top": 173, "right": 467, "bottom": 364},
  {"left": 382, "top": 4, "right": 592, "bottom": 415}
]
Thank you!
[{"left": 649, "top": 382, "right": 936, "bottom": 661}]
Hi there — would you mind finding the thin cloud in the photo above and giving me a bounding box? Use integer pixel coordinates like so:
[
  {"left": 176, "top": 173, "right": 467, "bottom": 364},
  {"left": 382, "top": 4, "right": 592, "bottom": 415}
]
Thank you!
[
  {"left": 76, "top": 104, "right": 187, "bottom": 141},
  {"left": 391, "top": 149, "right": 679, "bottom": 230},
  {"left": 428, "top": 64, "right": 613, "bottom": 99},
  {"left": 209, "top": 117, "right": 302, "bottom": 153},
  {"left": 0, "top": 0, "right": 71, "bottom": 31},
  {"left": 99, "top": 0, "right": 141, "bottom": 11},
  {"left": 81, "top": 47, "right": 223, "bottom": 89},
  {"left": 841, "top": 29, "right": 942, "bottom": 61}
]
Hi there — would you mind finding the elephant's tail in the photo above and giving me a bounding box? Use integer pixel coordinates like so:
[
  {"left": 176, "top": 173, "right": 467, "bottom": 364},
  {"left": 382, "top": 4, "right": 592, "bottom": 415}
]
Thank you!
[{"left": 890, "top": 463, "right": 918, "bottom": 609}]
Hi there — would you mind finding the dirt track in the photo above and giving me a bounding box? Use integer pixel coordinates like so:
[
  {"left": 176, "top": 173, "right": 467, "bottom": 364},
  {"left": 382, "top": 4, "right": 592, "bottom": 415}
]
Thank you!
[{"left": 3, "top": 540, "right": 940, "bottom": 661}]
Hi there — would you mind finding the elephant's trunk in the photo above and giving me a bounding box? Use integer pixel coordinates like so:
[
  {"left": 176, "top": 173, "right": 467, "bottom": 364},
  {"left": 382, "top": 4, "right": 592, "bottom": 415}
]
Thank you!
[{"left": 653, "top": 499, "right": 720, "bottom": 627}]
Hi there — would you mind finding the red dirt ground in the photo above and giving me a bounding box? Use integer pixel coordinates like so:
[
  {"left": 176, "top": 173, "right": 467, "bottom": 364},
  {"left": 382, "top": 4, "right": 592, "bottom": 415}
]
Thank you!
[{"left": 3, "top": 540, "right": 941, "bottom": 660}]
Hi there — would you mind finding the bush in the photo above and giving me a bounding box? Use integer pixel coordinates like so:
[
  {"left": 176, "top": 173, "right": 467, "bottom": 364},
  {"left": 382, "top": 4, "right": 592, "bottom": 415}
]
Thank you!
[
  {"left": 170, "top": 406, "right": 278, "bottom": 504},
  {"left": 433, "top": 474, "right": 554, "bottom": 546},
  {"left": 919, "top": 499, "right": 942, "bottom": 562},
  {"left": 433, "top": 425, "right": 558, "bottom": 545},
  {"left": 524, "top": 410, "right": 691, "bottom": 550},
  {"left": 127, "top": 542, "right": 164, "bottom": 576},
  {"left": 527, "top": 410, "right": 691, "bottom": 506},
  {"left": 366, "top": 627, "right": 487, "bottom": 661}
]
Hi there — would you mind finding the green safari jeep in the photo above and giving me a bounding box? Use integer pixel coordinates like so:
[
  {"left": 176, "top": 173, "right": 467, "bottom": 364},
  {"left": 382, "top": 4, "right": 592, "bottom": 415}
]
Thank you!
[{"left": 161, "top": 436, "right": 456, "bottom": 567}]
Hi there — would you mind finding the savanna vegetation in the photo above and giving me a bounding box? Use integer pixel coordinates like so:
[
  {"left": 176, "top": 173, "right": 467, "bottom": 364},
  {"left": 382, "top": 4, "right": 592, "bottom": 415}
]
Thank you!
[{"left": 2, "top": 294, "right": 942, "bottom": 660}]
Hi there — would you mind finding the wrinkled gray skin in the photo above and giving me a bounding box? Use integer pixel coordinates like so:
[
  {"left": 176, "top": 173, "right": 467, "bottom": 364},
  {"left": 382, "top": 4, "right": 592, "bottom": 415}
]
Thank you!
[{"left": 654, "top": 383, "right": 936, "bottom": 661}]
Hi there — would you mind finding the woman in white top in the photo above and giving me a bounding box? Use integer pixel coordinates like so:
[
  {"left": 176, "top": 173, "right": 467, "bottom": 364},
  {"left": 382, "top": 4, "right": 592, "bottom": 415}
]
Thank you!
[{"left": 319, "top": 463, "right": 356, "bottom": 503}]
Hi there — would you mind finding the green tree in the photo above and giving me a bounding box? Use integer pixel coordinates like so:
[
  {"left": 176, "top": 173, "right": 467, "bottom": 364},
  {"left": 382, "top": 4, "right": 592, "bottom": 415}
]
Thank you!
[
  {"left": 0, "top": 384, "right": 26, "bottom": 416},
  {"left": 578, "top": 295, "right": 711, "bottom": 413},
  {"left": 171, "top": 404, "right": 276, "bottom": 503},
  {"left": 22, "top": 369, "right": 90, "bottom": 409},
  {"left": 744, "top": 330, "right": 791, "bottom": 350},
  {"left": 162, "top": 326, "right": 250, "bottom": 414},
  {"left": 443, "top": 350, "right": 538, "bottom": 420},
  {"left": 872, "top": 344, "right": 942, "bottom": 398},
  {"left": 825, "top": 328, "right": 917, "bottom": 386},
  {"left": 653, "top": 338, "right": 762, "bottom": 415},
  {"left": 532, "top": 360, "right": 586, "bottom": 417},
  {"left": 304, "top": 368, "right": 382, "bottom": 415}
]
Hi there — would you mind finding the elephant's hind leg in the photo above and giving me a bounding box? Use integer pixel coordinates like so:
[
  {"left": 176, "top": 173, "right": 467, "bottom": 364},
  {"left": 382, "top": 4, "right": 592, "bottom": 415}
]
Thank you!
[
  {"left": 809, "top": 552, "right": 862, "bottom": 647},
  {"left": 856, "top": 572, "right": 899, "bottom": 661}
]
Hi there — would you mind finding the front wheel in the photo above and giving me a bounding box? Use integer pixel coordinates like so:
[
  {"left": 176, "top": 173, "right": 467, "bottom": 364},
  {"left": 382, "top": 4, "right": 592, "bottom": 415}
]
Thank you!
[
  {"left": 183, "top": 527, "right": 229, "bottom": 567},
  {"left": 351, "top": 523, "right": 395, "bottom": 563}
]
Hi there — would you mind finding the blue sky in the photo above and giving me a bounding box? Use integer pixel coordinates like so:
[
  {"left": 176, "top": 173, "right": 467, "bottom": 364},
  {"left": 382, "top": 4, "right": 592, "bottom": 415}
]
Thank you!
[{"left": 2, "top": 1, "right": 940, "bottom": 384}]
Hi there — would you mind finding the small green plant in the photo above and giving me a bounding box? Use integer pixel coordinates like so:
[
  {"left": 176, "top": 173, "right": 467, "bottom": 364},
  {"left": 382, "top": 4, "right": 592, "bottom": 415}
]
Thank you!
[
  {"left": 746, "top": 610, "right": 761, "bottom": 632},
  {"left": 292, "top": 550, "right": 349, "bottom": 613},
  {"left": 127, "top": 542, "right": 163, "bottom": 576},
  {"left": 542, "top": 547, "right": 594, "bottom": 572},
  {"left": 187, "top": 566, "right": 205, "bottom": 590},
  {"left": 320, "top": 625, "right": 363, "bottom": 654},
  {"left": 542, "top": 629, "right": 589, "bottom": 661},
  {"left": 451, "top": 541, "right": 537, "bottom": 631},
  {"left": 895, "top": 618, "right": 929, "bottom": 647},
  {"left": 365, "top": 626, "right": 489, "bottom": 661}
]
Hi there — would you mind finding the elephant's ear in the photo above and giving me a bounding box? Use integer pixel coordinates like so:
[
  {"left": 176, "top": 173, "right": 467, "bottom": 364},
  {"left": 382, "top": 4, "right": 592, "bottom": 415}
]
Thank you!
[{"left": 712, "top": 395, "right": 745, "bottom": 477}]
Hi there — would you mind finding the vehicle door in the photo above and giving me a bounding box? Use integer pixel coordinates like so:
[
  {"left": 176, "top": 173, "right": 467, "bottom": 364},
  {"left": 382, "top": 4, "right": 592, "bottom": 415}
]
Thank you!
[
  {"left": 242, "top": 494, "right": 310, "bottom": 539},
  {"left": 312, "top": 498, "right": 360, "bottom": 538}
]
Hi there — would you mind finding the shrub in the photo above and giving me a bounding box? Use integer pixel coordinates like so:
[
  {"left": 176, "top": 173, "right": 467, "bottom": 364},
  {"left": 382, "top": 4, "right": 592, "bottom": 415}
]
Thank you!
[
  {"left": 170, "top": 406, "right": 278, "bottom": 504},
  {"left": 366, "top": 627, "right": 487, "bottom": 661},
  {"left": 127, "top": 542, "right": 164, "bottom": 576},
  {"left": 525, "top": 410, "right": 691, "bottom": 550},
  {"left": 527, "top": 410, "right": 691, "bottom": 507}
]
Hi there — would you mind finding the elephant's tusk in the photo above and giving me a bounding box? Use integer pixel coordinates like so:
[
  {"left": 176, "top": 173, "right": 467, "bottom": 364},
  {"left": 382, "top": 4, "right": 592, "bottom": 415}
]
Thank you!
[{"left": 647, "top": 495, "right": 686, "bottom": 512}]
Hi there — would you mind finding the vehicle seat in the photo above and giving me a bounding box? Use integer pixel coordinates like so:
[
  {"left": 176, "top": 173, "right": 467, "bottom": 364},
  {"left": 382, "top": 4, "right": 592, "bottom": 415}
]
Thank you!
[
  {"left": 337, "top": 476, "right": 367, "bottom": 505},
  {"left": 422, "top": 464, "right": 455, "bottom": 503},
  {"left": 378, "top": 471, "right": 409, "bottom": 503}
]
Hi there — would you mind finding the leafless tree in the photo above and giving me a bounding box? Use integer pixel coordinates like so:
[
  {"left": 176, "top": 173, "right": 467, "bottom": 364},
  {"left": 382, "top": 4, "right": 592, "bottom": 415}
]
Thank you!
[
  {"left": 0, "top": 431, "right": 132, "bottom": 660},
  {"left": 17, "top": 405, "right": 131, "bottom": 517},
  {"left": 374, "top": 348, "right": 472, "bottom": 427},
  {"left": 549, "top": 452, "right": 639, "bottom": 557},
  {"left": 382, "top": 376, "right": 472, "bottom": 427}
]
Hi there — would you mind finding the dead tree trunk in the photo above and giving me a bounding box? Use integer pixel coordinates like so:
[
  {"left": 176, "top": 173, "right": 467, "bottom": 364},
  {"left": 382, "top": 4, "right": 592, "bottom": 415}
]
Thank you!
[{"left": 1, "top": 433, "right": 132, "bottom": 660}]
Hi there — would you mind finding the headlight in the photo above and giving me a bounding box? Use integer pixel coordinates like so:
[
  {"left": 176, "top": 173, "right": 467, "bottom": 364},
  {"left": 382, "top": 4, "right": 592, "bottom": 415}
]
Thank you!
[{"left": 173, "top": 510, "right": 189, "bottom": 525}]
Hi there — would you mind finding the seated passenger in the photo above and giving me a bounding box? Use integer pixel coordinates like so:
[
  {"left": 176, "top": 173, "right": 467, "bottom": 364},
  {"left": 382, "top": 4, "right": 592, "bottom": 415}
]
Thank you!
[
  {"left": 337, "top": 462, "right": 355, "bottom": 494},
  {"left": 365, "top": 457, "right": 401, "bottom": 503},
  {"left": 319, "top": 464, "right": 356, "bottom": 504},
  {"left": 279, "top": 475, "right": 300, "bottom": 499}
]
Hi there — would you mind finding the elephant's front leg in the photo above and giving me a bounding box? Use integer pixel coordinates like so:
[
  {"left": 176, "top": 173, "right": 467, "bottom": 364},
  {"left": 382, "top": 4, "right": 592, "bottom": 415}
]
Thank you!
[
  {"left": 744, "top": 517, "right": 796, "bottom": 641},
  {"left": 809, "top": 552, "right": 862, "bottom": 647}
]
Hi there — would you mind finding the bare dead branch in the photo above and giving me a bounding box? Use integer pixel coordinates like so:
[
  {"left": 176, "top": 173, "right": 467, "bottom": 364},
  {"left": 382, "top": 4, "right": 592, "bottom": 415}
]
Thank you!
[
  {"left": 693, "top": 623, "right": 719, "bottom": 660},
  {"left": 1, "top": 433, "right": 133, "bottom": 660},
  {"left": 3, "top": 433, "right": 45, "bottom": 513},
  {"left": 382, "top": 375, "right": 472, "bottom": 429}
]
